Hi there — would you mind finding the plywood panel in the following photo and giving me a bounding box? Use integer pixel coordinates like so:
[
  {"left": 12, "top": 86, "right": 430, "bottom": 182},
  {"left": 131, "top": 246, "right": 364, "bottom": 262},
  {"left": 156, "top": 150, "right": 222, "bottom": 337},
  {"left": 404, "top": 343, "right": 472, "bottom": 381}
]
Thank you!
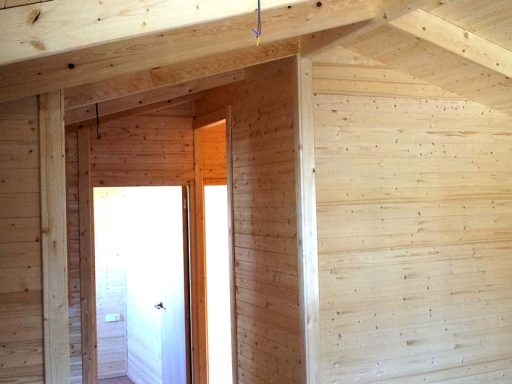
[
  {"left": 65, "top": 105, "right": 195, "bottom": 383},
  {"left": 313, "top": 46, "right": 512, "bottom": 383},
  {"left": 195, "top": 58, "right": 303, "bottom": 384},
  {"left": 0, "top": 96, "right": 43, "bottom": 383}
]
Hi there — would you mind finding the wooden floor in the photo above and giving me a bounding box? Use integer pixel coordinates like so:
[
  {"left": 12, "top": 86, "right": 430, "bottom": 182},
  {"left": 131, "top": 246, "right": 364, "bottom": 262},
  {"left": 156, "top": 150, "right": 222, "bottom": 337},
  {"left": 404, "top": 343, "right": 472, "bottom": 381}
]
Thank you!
[{"left": 99, "top": 377, "right": 134, "bottom": 384}]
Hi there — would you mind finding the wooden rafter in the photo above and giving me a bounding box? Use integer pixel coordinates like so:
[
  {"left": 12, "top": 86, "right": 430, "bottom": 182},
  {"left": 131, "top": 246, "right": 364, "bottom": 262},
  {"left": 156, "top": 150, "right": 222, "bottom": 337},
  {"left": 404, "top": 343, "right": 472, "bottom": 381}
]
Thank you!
[
  {"left": 65, "top": 70, "right": 243, "bottom": 126},
  {"left": 389, "top": 9, "right": 512, "bottom": 79},
  {"left": 66, "top": 70, "right": 243, "bottom": 124},
  {"left": 65, "top": 38, "right": 299, "bottom": 110},
  {"left": 66, "top": 94, "right": 196, "bottom": 128},
  {"left": 299, "top": 0, "right": 442, "bottom": 56},
  {"left": 0, "top": 0, "right": 376, "bottom": 103},
  {"left": 0, "top": 0, "right": 307, "bottom": 66}
]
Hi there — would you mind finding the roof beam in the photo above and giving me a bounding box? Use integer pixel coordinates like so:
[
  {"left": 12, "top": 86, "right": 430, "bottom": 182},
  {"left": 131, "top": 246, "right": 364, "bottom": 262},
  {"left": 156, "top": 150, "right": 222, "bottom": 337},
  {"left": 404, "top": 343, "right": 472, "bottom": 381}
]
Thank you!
[
  {"left": 67, "top": 94, "right": 197, "bottom": 129},
  {"left": 389, "top": 8, "right": 512, "bottom": 79},
  {"left": 1, "top": 0, "right": 51, "bottom": 9},
  {"left": 0, "top": 0, "right": 376, "bottom": 104},
  {"left": 0, "top": 0, "right": 307, "bottom": 66},
  {"left": 65, "top": 38, "right": 299, "bottom": 110},
  {"left": 300, "top": 0, "right": 441, "bottom": 56},
  {"left": 65, "top": 70, "right": 243, "bottom": 126}
]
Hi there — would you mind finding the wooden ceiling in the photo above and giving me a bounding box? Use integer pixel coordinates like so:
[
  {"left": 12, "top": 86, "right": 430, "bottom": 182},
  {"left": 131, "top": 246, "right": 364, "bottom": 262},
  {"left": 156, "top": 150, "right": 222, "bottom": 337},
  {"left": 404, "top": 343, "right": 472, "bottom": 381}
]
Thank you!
[
  {"left": 428, "top": 0, "right": 512, "bottom": 52},
  {"left": 0, "top": 0, "right": 511, "bottom": 118},
  {"left": 0, "top": 0, "right": 376, "bottom": 103},
  {"left": 335, "top": 0, "right": 512, "bottom": 116}
]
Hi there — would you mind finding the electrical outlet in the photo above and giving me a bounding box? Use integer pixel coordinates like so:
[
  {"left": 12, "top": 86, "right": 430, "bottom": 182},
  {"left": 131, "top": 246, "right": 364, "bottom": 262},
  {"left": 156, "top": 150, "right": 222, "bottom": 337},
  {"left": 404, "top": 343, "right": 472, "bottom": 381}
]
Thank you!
[{"left": 105, "top": 313, "right": 121, "bottom": 322}]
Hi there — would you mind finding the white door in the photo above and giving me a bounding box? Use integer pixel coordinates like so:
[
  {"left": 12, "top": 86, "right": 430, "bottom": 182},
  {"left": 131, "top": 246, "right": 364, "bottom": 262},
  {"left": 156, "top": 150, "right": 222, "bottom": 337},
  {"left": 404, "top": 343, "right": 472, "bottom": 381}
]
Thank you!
[{"left": 95, "top": 186, "right": 189, "bottom": 384}]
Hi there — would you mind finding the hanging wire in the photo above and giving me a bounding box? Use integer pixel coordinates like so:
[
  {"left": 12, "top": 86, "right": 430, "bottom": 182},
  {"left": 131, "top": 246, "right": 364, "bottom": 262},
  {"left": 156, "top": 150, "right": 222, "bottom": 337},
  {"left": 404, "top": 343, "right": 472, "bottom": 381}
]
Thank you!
[
  {"left": 95, "top": 103, "right": 102, "bottom": 139},
  {"left": 251, "top": 0, "right": 262, "bottom": 46}
]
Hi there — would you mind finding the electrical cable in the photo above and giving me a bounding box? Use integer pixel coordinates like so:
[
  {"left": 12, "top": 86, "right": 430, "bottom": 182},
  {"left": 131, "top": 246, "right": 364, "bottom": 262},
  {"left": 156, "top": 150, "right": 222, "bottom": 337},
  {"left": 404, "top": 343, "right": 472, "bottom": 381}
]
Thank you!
[
  {"left": 251, "top": 0, "right": 262, "bottom": 46},
  {"left": 95, "top": 103, "right": 102, "bottom": 139}
]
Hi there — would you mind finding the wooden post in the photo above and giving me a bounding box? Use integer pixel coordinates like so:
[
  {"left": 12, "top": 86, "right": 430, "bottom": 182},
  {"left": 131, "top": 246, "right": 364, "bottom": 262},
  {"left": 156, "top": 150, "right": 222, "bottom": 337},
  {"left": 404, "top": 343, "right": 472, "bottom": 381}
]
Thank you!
[
  {"left": 78, "top": 124, "right": 98, "bottom": 383},
  {"left": 225, "top": 106, "right": 239, "bottom": 384},
  {"left": 39, "top": 90, "right": 71, "bottom": 384},
  {"left": 192, "top": 127, "right": 208, "bottom": 384},
  {"left": 295, "top": 55, "right": 321, "bottom": 384}
]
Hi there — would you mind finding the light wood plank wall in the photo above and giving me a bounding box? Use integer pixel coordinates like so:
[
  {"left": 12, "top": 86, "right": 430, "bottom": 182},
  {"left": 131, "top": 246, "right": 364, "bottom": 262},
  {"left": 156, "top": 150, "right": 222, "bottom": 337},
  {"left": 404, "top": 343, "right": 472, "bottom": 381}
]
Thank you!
[
  {"left": 312, "top": 46, "right": 512, "bottom": 383},
  {"left": 0, "top": 96, "right": 43, "bottom": 383},
  {"left": 198, "top": 121, "right": 227, "bottom": 184},
  {"left": 65, "top": 104, "right": 194, "bottom": 383},
  {"left": 195, "top": 58, "right": 303, "bottom": 384}
]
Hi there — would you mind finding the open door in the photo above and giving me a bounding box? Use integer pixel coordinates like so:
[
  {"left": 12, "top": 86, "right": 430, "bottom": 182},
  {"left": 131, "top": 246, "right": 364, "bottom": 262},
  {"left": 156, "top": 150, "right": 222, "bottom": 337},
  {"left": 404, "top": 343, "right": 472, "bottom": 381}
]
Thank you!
[
  {"left": 161, "top": 187, "right": 190, "bottom": 384},
  {"left": 93, "top": 186, "right": 191, "bottom": 384}
]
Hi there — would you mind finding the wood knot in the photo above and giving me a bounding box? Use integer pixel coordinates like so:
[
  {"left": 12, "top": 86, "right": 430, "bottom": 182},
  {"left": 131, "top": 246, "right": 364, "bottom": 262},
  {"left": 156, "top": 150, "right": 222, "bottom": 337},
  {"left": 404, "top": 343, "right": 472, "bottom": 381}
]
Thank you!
[
  {"left": 30, "top": 40, "right": 46, "bottom": 51},
  {"left": 28, "top": 8, "right": 41, "bottom": 24}
]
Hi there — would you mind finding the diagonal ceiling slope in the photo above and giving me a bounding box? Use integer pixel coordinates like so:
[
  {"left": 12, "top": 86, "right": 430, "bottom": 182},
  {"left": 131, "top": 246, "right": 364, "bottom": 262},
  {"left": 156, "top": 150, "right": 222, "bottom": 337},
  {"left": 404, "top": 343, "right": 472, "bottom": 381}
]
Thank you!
[
  {"left": 0, "top": 0, "right": 376, "bottom": 103},
  {"left": 0, "top": 0, "right": 308, "bottom": 66},
  {"left": 332, "top": 1, "right": 512, "bottom": 117}
]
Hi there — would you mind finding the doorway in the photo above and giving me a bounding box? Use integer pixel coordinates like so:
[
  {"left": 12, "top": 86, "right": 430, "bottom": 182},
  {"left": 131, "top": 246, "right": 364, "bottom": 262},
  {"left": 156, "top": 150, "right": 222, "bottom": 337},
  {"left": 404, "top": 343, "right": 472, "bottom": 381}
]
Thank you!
[
  {"left": 204, "top": 185, "right": 232, "bottom": 383},
  {"left": 93, "top": 186, "right": 191, "bottom": 384},
  {"left": 194, "top": 117, "right": 236, "bottom": 383}
]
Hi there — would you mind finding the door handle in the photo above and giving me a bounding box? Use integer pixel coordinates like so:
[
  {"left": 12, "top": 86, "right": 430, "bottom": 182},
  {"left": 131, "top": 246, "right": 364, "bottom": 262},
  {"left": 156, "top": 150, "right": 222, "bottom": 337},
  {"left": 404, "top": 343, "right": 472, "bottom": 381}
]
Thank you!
[{"left": 154, "top": 302, "right": 166, "bottom": 310}]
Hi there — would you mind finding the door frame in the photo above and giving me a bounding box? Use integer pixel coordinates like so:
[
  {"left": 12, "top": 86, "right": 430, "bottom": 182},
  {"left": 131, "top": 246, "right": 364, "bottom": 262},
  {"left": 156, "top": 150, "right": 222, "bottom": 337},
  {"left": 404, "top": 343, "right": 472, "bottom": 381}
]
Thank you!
[
  {"left": 192, "top": 106, "right": 238, "bottom": 384},
  {"left": 77, "top": 124, "right": 194, "bottom": 383}
]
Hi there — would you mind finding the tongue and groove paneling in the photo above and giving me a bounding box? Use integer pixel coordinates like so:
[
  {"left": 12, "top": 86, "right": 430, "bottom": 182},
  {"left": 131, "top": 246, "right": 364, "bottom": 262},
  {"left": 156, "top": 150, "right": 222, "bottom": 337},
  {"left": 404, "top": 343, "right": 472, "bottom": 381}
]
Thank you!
[
  {"left": 195, "top": 58, "right": 303, "bottom": 384},
  {"left": 313, "top": 46, "right": 512, "bottom": 383},
  {"left": 0, "top": 96, "right": 43, "bottom": 383},
  {"left": 65, "top": 105, "right": 195, "bottom": 383}
]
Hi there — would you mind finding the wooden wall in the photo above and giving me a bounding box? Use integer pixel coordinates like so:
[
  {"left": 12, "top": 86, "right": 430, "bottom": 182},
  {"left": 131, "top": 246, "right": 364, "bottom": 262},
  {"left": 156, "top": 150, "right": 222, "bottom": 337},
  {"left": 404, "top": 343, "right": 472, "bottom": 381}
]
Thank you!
[
  {"left": 65, "top": 104, "right": 194, "bottom": 383},
  {"left": 0, "top": 96, "right": 43, "bottom": 383},
  {"left": 65, "top": 124, "right": 84, "bottom": 382},
  {"left": 196, "top": 58, "right": 303, "bottom": 384},
  {"left": 313, "top": 46, "right": 512, "bottom": 383},
  {"left": 197, "top": 121, "right": 227, "bottom": 184},
  {"left": 90, "top": 104, "right": 194, "bottom": 187}
]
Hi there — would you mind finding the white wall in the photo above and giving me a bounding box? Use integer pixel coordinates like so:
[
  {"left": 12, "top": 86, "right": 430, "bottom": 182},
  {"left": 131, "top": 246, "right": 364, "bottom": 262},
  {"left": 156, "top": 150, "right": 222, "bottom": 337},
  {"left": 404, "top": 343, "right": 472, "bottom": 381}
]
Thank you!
[{"left": 94, "top": 188, "right": 128, "bottom": 379}]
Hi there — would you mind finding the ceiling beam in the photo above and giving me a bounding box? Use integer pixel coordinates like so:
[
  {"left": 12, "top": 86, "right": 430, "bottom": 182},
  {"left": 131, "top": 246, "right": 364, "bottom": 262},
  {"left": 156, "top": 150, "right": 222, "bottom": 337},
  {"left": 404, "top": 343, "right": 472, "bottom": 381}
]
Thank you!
[
  {"left": 1, "top": 0, "right": 51, "bottom": 9},
  {"left": 300, "top": 0, "right": 442, "bottom": 57},
  {"left": 65, "top": 70, "right": 244, "bottom": 126},
  {"left": 65, "top": 38, "right": 299, "bottom": 110},
  {"left": 0, "top": 0, "right": 307, "bottom": 66},
  {"left": 0, "top": 0, "right": 376, "bottom": 104},
  {"left": 67, "top": 94, "right": 198, "bottom": 129},
  {"left": 389, "top": 8, "right": 512, "bottom": 79}
]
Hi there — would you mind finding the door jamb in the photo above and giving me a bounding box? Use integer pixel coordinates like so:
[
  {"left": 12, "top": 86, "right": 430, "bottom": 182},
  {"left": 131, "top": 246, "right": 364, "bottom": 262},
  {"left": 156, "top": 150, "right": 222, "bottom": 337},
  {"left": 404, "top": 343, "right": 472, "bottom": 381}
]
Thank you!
[{"left": 192, "top": 106, "right": 238, "bottom": 384}]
